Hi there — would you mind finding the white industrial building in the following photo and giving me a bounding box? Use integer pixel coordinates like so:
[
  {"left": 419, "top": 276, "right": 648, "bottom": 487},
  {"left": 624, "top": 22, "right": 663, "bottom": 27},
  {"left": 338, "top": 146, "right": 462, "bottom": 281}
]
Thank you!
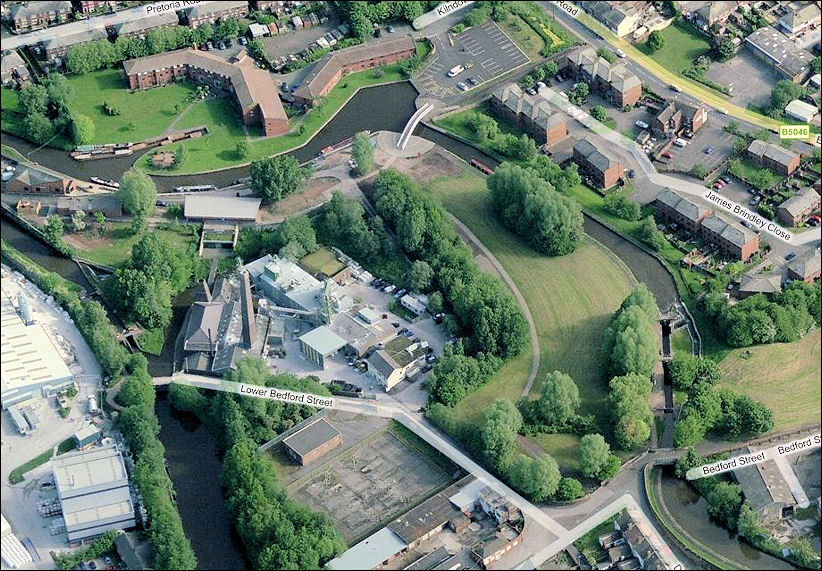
[
  {"left": 784, "top": 99, "right": 819, "bottom": 123},
  {"left": 1, "top": 278, "right": 74, "bottom": 409},
  {"left": 1, "top": 513, "right": 33, "bottom": 569},
  {"left": 52, "top": 445, "right": 136, "bottom": 543}
]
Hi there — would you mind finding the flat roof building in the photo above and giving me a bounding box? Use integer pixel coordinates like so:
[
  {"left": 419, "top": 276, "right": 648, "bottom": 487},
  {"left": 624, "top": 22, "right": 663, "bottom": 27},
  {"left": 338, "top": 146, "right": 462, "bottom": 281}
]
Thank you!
[
  {"left": 184, "top": 195, "right": 261, "bottom": 222},
  {"left": 282, "top": 418, "right": 342, "bottom": 465},
  {"left": 745, "top": 26, "right": 814, "bottom": 83},
  {"left": 329, "top": 311, "right": 396, "bottom": 357},
  {"left": 298, "top": 325, "right": 347, "bottom": 369},
  {"left": 326, "top": 526, "right": 407, "bottom": 570},
  {"left": 387, "top": 493, "right": 464, "bottom": 549},
  {"left": 246, "top": 254, "right": 325, "bottom": 314},
  {"left": 1, "top": 513, "right": 33, "bottom": 569},
  {"left": 1, "top": 279, "right": 74, "bottom": 409},
  {"left": 784, "top": 99, "right": 818, "bottom": 123},
  {"left": 53, "top": 445, "right": 136, "bottom": 542}
]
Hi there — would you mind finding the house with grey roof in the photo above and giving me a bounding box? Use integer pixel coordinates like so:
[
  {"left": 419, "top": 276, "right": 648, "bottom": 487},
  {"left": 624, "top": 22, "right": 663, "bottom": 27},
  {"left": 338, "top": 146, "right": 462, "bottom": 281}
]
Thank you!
[
  {"left": 8, "top": 1, "right": 72, "bottom": 32},
  {"left": 113, "top": 11, "right": 179, "bottom": 39},
  {"left": 734, "top": 447, "right": 797, "bottom": 524},
  {"left": 4, "top": 165, "right": 75, "bottom": 194},
  {"left": 777, "top": 187, "right": 820, "bottom": 226},
  {"left": 787, "top": 251, "right": 821, "bottom": 283},
  {"left": 1, "top": 50, "right": 31, "bottom": 86},
  {"left": 746, "top": 139, "right": 801, "bottom": 175},
  {"left": 654, "top": 188, "right": 711, "bottom": 233},
  {"left": 778, "top": 3, "right": 821, "bottom": 39},
  {"left": 565, "top": 46, "right": 642, "bottom": 106},
  {"left": 652, "top": 100, "right": 708, "bottom": 137},
  {"left": 573, "top": 139, "right": 624, "bottom": 190},
  {"left": 282, "top": 418, "right": 342, "bottom": 465},
  {"left": 737, "top": 273, "right": 783, "bottom": 299},
  {"left": 700, "top": 214, "right": 759, "bottom": 261},
  {"left": 491, "top": 83, "right": 567, "bottom": 146},
  {"left": 692, "top": 2, "right": 737, "bottom": 30},
  {"left": 184, "top": 0, "right": 249, "bottom": 28},
  {"left": 43, "top": 25, "right": 108, "bottom": 61}
]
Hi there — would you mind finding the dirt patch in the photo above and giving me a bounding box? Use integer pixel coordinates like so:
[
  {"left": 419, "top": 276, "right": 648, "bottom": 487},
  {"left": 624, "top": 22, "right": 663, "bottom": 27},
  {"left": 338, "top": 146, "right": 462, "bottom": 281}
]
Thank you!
[
  {"left": 260, "top": 176, "right": 339, "bottom": 222},
  {"left": 62, "top": 229, "right": 114, "bottom": 252},
  {"left": 392, "top": 147, "right": 464, "bottom": 183}
]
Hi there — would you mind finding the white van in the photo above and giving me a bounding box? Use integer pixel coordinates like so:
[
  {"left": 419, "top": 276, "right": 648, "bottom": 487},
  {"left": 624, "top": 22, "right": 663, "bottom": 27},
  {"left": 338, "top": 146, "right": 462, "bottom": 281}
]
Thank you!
[
  {"left": 447, "top": 64, "right": 465, "bottom": 78},
  {"left": 674, "top": 138, "right": 687, "bottom": 147},
  {"left": 635, "top": 120, "right": 649, "bottom": 129}
]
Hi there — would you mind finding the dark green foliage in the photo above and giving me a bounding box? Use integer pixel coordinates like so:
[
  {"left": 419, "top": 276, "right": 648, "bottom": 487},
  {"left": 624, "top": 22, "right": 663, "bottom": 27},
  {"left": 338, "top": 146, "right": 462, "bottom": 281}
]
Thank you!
[
  {"left": 590, "top": 105, "right": 607, "bottom": 122},
  {"left": 705, "top": 481, "right": 743, "bottom": 530},
  {"left": 596, "top": 48, "right": 616, "bottom": 63},
  {"left": 609, "top": 373, "right": 653, "bottom": 449},
  {"left": 508, "top": 453, "right": 561, "bottom": 502},
  {"left": 668, "top": 354, "right": 720, "bottom": 391},
  {"left": 407, "top": 259, "right": 433, "bottom": 292},
  {"left": 647, "top": 30, "right": 664, "bottom": 51},
  {"left": 579, "top": 433, "right": 612, "bottom": 480},
  {"left": 117, "top": 168, "right": 157, "bottom": 218},
  {"left": 487, "top": 163, "right": 584, "bottom": 256},
  {"left": 481, "top": 399, "right": 522, "bottom": 471},
  {"left": 603, "top": 285, "right": 658, "bottom": 379},
  {"left": 556, "top": 477, "right": 584, "bottom": 500},
  {"left": 351, "top": 131, "right": 374, "bottom": 176},
  {"left": 770, "top": 81, "right": 809, "bottom": 117},
  {"left": 52, "top": 531, "right": 117, "bottom": 570},
  {"left": 603, "top": 193, "right": 640, "bottom": 220},
  {"left": 528, "top": 371, "right": 581, "bottom": 430},
  {"left": 638, "top": 215, "right": 667, "bottom": 251},
  {"left": 250, "top": 155, "right": 311, "bottom": 204}
]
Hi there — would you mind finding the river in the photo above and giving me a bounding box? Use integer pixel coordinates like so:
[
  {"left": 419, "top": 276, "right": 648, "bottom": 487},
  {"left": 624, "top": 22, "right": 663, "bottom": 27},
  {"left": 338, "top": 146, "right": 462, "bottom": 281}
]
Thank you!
[
  {"left": 2, "top": 80, "right": 685, "bottom": 568},
  {"left": 659, "top": 467, "right": 799, "bottom": 570}
]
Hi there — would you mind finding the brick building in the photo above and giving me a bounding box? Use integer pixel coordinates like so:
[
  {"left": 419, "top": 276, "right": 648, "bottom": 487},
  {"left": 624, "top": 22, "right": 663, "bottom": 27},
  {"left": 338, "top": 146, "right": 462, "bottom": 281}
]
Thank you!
[
  {"left": 777, "top": 187, "right": 820, "bottom": 226},
  {"left": 8, "top": 1, "right": 72, "bottom": 32},
  {"left": 123, "top": 48, "right": 288, "bottom": 137},
  {"left": 565, "top": 47, "right": 642, "bottom": 107},
  {"left": 4, "top": 166, "right": 75, "bottom": 194},
  {"left": 746, "top": 139, "right": 801, "bottom": 175},
  {"left": 490, "top": 83, "right": 567, "bottom": 147},
  {"left": 654, "top": 188, "right": 710, "bottom": 233},
  {"left": 700, "top": 214, "right": 760, "bottom": 261},
  {"left": 113, "top": 11, "right": 179, "bottom": 39},
  {"left": 651, "top": 100, "right": 708, "bottom": 137},
  {"left": 43, "top": 26, "right": 108, "bottom": 61},
  {"left": 183, "top": 1, "right": 249, "bottom": 28},
  {"left": 787, "top": 251, "right": 821, "bottom": 283},
  {"left": 573, "top": 140, "right": 623, "bottom": 190},
  {"left": 1, "top": 50, "right": 31, "bottom": 87},
  {"left": 292, "top": 36, "right": 416, "bottom": 106},
  {"left": 282, "top": 418, "right": 343, "bottom": 466}
]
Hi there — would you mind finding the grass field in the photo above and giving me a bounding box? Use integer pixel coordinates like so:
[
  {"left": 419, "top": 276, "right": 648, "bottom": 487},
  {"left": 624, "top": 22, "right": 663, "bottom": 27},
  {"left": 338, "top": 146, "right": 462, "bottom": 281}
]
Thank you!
[
  {"left": 531, "top": 433, "right": 583, "bottom": 472},
  {"left": 67, "top": 69, "right": 196, "bottom": 144},
  {"left": 718, "top": 330, "right": 821, "bottom": 432},
  {"left": 299, "top": 246, "right": 344, "bottom": 277},
  {"left": 671, "top": 328, "right": 693, "bottom": 356},
  {"left": 501, "top": 14, "right": 545, "bottom": 59},
  {"left": 636, "top": 22, "right": 711, "bottom": 76},
  {"left": 426, "top": 170, "right": 635, "bottom": 425},
  {"left": 9, "top": 437, "right": 76, "bottom": 484},
  {"left": 66, "top": 222, "right": 196, "bottom": 267},
  {"left": 138, "top": 327, "right": 165, "bottom": 356}
]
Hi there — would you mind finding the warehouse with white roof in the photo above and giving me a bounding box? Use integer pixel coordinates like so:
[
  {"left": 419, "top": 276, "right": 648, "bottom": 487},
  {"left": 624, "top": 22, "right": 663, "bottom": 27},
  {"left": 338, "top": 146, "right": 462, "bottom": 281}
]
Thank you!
[
  {"left": 52, "top": 445, "right": 136, "bottom": 542},
  {"left": 1, "top": 278, "right": 74, "bottom": 409},
  {"left": 184, "top": 195, "right": 261, "bottom": 222}
]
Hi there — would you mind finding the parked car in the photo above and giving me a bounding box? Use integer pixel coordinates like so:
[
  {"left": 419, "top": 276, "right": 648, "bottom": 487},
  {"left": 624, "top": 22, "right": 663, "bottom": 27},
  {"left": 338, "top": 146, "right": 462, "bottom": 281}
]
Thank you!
[
  {"left": 713, "top": 182, "right": 723, "bottom": 190},
  {"left": 457, "top": 81, "right": 469, "bottom": 91},
  {"left": 205, "top": 42, "right": 213, "bottom": 50},
  {"left": 526, "top": 87, "right": 537, "bottom": 95},
  {"left": 808, "top": 219, "right": 819, "bottom": 227},
  {"left": 703, "top": 146, "right": 714, "bottom": 154},
  {"left": 387, "top": 25, "right": 395, "bottom": 33},
  {"left": 616, "top": 49, "right": 626, "bottom": 58},
  {"left": 422, "top": 364, "right": 433, "bottom": 373},
  {"left": 661, "top": 151, "right": 673, "bottom": 159},
  {"left": 635, "top": 120, "right": 649, "bottom": 129},
  {"left": 468, "top": 76, "right": 478, "bottom": 85},
  {"left": 721, "top": 176, "right": 732, "bottom": 184},
  {"left": 627, "top": 169, "right": 636, "bottom": 178},
  {"left": 810, "top": 215, "right": 821, "bottom": 222},
  {"left": 394, "top": 288, "right": 407, "bottom": 298},
  {"left": 426, "top": 355, "right": 438, "bottom": 363},
  {"left": 225, "top": 39, "right": 233, "bottom": 48},
  {"left": 785, "top": 252, "right": 796, "bottom": 261},
  {"left": 669, "top": 84, "right": 681, "bottom": 92},
  {"left": 238, "top": 37, "right": 247, "bottom": 45},
  {"left": 383, "top": 284, "right": 396, "bottom": 294}
]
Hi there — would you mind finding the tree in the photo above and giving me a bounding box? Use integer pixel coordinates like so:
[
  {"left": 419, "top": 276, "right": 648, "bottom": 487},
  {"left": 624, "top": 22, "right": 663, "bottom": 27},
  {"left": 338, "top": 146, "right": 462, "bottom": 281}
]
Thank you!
[
  {"left": 534, "top": 371, "right": 580, "bottom": 429},
  {"left": 579, "top": 434, "right": 611, "bottom": 479},
  {"left": 94, "top": 211, "right": 106, "bottom": 225},
  {"left": 351, "top": 131, "right": 374, "bottom": 176},
  {"left": 71, "top": 114, "right": 95, "bottom": 145},
  {"left": 118, "top": 169, "right": 157, "bottom": 218},
  {"left": 18, "top": 84, "right": 49, "bottom": 116},
  {"left": 569, "top": 81, "right": 590, "bottom": 105},
  {"left": 482, "top": 399, "right": 522, "bottom": 471},
  {"left": 407, "top": 260, "right": 433, "bottom": 292},
  {"left": 674, "top": 413, "right": 706, "bottom": 447},
  {"left": 556, "top": 477, "right": 584, "bottom": 500},
  {"left": 277, "top": 215, "right": 318, "bottom": 256},
  {"left": 509, "top": 454, "right": 561, "bottom": 501},
  {"left": 692, "top": 163, "right": 708, "bottom": 178},
  {"left": 24, "top": 113, "right": 56, "bottom": 144},
  {"left": 590, "top": 105, "right": 607, "bottom": 122},
  {"left": 428, "top": 291, "right": 444, "bottom": 314},
  {"left": 609, "top": 373, "right": 653, "bottom": 449},
  {"left": 235, "top": 140, "right": 249, "bottom": 159},
  {"left": 214, "top": 18, "right": 240, "bottom": 41},
  {"left": 249, "top": 155, "right": 310, "bottom": 203},
  {"left": 71, "top": 210, "right": 87, "bottom": 233},
  {"left": 43, "top": 215, "right": 64, "bottom": 244},
  {"left": 714, "top": 37, "right": 736, "bottom": 62},
  {"left": 770, "top": 80, "right": 809, "bottom": 114},
  {"left": 647, "top": 30, "right": 664, "bottom": 51},
  {"left": 737, "top": 501, "right": 763, "bottom": 540},
  {"left": 603, "top": 193, "right": 640, "bottom": 220},
  {"left": 544, "top": 61, "right": 558, "bottom": 77},
  {"left": 639, "top": 215, "right": 667, "bottom": 251},
  {"left": 706, "top": 481, "right": 743, "bottom": 530}
]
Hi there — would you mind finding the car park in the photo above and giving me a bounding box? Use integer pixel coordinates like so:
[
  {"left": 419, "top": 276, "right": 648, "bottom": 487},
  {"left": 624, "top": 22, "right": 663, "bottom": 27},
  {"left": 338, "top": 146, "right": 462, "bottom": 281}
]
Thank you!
[{"left": 447, "top": 64, "right": 465, "bottom": 77}]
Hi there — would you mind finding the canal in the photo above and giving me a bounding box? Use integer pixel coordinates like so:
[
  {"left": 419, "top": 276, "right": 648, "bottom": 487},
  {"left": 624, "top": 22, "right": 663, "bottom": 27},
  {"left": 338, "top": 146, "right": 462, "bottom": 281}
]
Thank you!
[
  {"left": 659, "top": 466, "right": 799, "bottom": 570},
  {"left": 3, "top": 79, "right": 684, "bottom": 568}
]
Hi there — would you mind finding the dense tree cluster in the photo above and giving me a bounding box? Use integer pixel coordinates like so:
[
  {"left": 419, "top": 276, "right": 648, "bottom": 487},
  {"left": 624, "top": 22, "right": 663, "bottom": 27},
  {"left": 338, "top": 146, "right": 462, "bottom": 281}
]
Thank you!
[
  {"left": 462, "top": 113, "right": 537, "bottom": 161},
  {"left": 578, "top": 433, "right": 621, "bottom": 482},
  {"left": 18, "top": 74, "right": 75, "bottom": 144},
  {"left": 698, "top": 281, "right": 820, "bottom": 347},
  {"left": 673, "top": 356, "right": 773, "bottom": 447},
  {"left": 335, "top": 1, "right": 434, "bottom": 38},
  {"left": 235, "top": 214, "right": 318, "bottom": 263},
  {"left": 249, "top": 155, "right": 311, "bottom": 204},
  {"left": 117, "top": 168, "right": 157, "bottom": 224},
  {"left": 603, "top": 193, "right": 641, "bottom": 220},
  {"left": 373, "top": 169, "right": 528, "bottom": 363},
  {"left": 110, "top": 232, "right": 193, "bottom": 329},
  {"left": 603, "top": 285, "right": 658, "bottom": 378},
  {"left": 638, "top": 215, "right": 667, "bottom": 251},
  {"left": 487, "top": 163, "right": 584, "bottom": 256},
  {"left": 518, "top": 371, "right": 583, "bottom": 433},
  {"left": 609, "top": 372, "right": 653, "bottom": 450}
]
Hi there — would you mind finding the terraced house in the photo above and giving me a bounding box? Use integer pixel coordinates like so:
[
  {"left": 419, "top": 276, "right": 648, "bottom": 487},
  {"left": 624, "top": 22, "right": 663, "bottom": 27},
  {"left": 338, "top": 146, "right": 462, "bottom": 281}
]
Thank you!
[
  {"left": 7, "top": 1, "right": 72, "bottom": 32},
  {"left": 292, "top": 35, "right": 416, "bottom": 106},
  {"left": 491, "top": 83, "right": 568, "bottom": 147},
  {"left": 746, "top": 139, "right": 801, "bottom": 175},
  {"left": 654, "top": 188, "right": 710, "bottom": 233},
  {"left": 123, "top": 48, "right": 289, "bottom": 137},
  {"left": 573, "top": 139, "right": 624, "bottom": 190},
  {"left": 183, "top": 0, "right": 249, "bottom": 28},
  {"left": 565, "top": 47, "right": 642, "bottom": 107},
  {"left": 700, "top": 214, "right": 760, "bottom": 262}
]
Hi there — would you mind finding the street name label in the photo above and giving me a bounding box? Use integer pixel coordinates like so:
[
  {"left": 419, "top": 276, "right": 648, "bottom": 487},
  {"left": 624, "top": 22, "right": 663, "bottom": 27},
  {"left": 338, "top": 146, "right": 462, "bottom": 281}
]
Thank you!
[
  {"left": 779, "top": 124, "right": 810, "bottom": 140},
  {"left": 704, "top": 190, "right": 793, "bottom": 242},
  {"left": 553, "top": 1, "right": 580, "bottom": 17},
  {"left": 686, "top": 433, "right": 821, "bottom": 480},
  {"left": 412, "top": 1, "right": 474, "bottom": 29},
  {"left": 237, "top": 383, "right": 335, "bottom": 408},
  {"left": 143, "top": 1, "right": 204, "bottom": 15}
]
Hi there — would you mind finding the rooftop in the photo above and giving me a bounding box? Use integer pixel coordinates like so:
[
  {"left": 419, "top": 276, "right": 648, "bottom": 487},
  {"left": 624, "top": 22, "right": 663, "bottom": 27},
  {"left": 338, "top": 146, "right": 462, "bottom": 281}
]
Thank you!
[
  {"left": 655, "top": 188, "right": 709, "bottom": 222},
  {"left": 734, "top": 446, "right": 797, "bottom": 511},
  {"left": 574, "top": 139, "right": 620, "bottom": 173},
  {"left": 9, "top": 1, "right": 71, "bottom": 19},
  {"left": 9, "top": 165, "right": 65, "bottom": 186},
  {"left": 739, "top": 273, "right": 783, "bottom": 295},
  {"left": 745, "top": 26, "right": 813, "bottom": 78},
  {"left": 701, "top": 214, "right": 757, "bottom": 247},
  {"left": 185, "top": 0, "right": 248, "bottom": 19},
  {"left": 43, "top": 26, "right": 108, "bottom": 52},
  {"left": 779, "top": 187, "right": 819, "bottom": 217},
  {"left": 787, "top": 251, "right": 821, "bottom": 279},
  {"left": 388, "top": 493, "right": 460, "bottom": 545},
  {"left": 113, "top": 11, "right": 178, "bottom": 35},
  {"left": 299, "top": 325, "right": 347, "bottom": 356},
  {"left": 184, "top": 195, "right": 261, "bottom": 221},
  {"left": 283, "top": 418, "right": 341, "bottom": 456},
  {"left": 326, "top": 526, "right": 406, "bottom": 570},
  {"left": 52, "top": 445, "right": 128, "bottom": 498}
]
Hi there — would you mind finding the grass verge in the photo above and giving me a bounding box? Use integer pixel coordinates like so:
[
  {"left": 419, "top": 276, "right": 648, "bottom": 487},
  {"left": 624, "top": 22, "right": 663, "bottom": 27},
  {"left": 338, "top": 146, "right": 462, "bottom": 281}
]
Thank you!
[
  {"left": 64, "top": 222, "right": 196, "bottom": 268},
  {"left": 9, "top": 437, "right": 76, "bottom": 484},
  {"left": 635, "top": 22, "right": 711, "bottom": 75}
]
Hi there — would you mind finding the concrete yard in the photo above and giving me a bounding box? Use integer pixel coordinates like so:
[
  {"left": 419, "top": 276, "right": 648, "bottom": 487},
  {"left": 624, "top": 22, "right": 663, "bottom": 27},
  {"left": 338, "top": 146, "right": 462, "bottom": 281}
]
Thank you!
[{"left": 283, "top": 416, "right": 456, "bottom": 545}]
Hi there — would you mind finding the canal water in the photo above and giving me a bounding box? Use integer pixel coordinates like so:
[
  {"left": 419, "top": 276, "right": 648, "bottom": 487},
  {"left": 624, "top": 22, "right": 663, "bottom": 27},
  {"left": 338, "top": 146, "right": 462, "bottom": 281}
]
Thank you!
[{"left": 659, "top": 467, "right": 799, "bottom": 570}]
